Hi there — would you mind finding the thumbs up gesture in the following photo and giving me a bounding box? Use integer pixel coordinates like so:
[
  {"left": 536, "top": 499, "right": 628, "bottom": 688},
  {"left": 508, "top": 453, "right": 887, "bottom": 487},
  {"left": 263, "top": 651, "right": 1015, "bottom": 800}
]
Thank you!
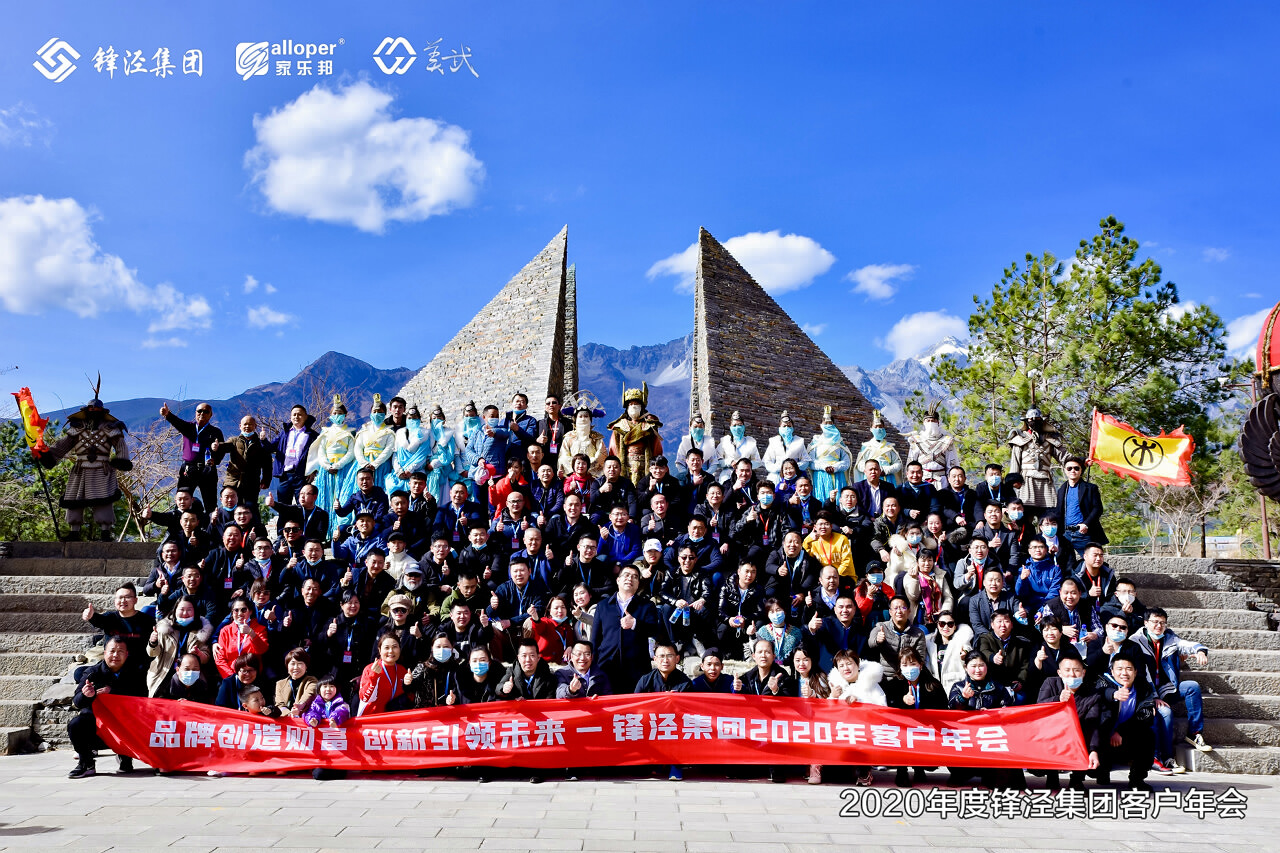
[
  {"left": 733, "top": 674, "right": 743, "bottom": 692},
  {"left": 502, "top": 678, "right": 514, "bottom": 695},
  {"left": 160, "top": 402, "right": 171, "bottom": 418},
  {"left": 620, "top": 612, "right": 636, "bottom": 631},
  {"left": 1035, "top": 646, "right": 1047, "bottom": 666},
  {"left": 877, "top": 626, "right": 887, "bottom": 644},
  {"left": 767, "top": 673, "right": 781, "bottom": 694},
  {"left": 808, "top": 614, "right": 822, "bottom": 634},
  {"left": 446, "top": 690, "right": 457, "bottom": 705}
]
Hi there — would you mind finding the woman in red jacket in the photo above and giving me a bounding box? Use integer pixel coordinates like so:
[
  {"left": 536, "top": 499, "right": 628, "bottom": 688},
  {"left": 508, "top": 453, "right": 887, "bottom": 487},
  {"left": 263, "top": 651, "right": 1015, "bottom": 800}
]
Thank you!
[
  {"left": 212, "top": 595, "right": 269, "bottom": 678},
  {"left": 358, "top": 633, "right": 411, "bottom": 715}
]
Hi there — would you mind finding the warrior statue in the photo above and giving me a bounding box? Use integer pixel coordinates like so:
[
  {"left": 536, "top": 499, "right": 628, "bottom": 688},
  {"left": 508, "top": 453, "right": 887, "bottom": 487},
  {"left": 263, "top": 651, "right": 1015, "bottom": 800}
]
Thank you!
[
  {"left": 716, "top": 410, "right": 762, "bottom": 483},
  {"left": 854, "top": 410, "right": 903, "bottom": 485},
  {"left": 37, "top": 377, "right": 132, "bottom": 541},
  {"left": 559, "top": 391, "right": 608, "bottom": 478},
  {"left": 307, "top": 395, "right": 356, "bottom": 538},
  {"left": 1008, "top": 407, "right": 1065, "bottom": 518},
  {"left": 354, "top": 393, "right": 396, "bottom": 489},
  {"left": 607, "top": 382, "right": 664, "bottom": 485},
  {"left": 762, "top": 410, "right": 810, "bottom": 484},
  {"left": 906, "top": 401, "right": 960, "bottom": 488},
  {"left": 675, "top": 411, "right": 719, "bottom": 481},
  {"left": 809, "top": 405, "right": 853, "bottom": 503}
]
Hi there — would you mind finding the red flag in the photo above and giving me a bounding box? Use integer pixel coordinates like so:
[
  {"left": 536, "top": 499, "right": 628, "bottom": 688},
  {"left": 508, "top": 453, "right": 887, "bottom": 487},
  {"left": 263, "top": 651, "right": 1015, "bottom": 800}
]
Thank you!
[
  {"left": 93, "top": 692, "right": 1088, "bottom": 774},
  {"left": 11, "top": 388, "right": 49, "bottom": 455},
  {"left": 1087, "top": 409, "right": 1194, "bottom": 487}
]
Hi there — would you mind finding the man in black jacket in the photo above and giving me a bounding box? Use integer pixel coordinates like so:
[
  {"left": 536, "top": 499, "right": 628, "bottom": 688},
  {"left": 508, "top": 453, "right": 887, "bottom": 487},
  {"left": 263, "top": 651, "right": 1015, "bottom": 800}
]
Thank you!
[
  {"left": 211, "top": 415, "right": 273, "bottom": 511},
  {"left": 270, "top": 405, "right": 318, "bottom": 507},
  {"left": 160, "top": 401, "right": 224, "bottom": 511},
  {"left": 896, "top": 462, "right": 939, "bottom": 524},
  {"left": 1057, "top": 456, "right": 1108, "bottom": 554},
  {"left": 67, "top": 636, "right": 146, "bottom": 778},
  {"left": 1097, "top": 652, "right": 1157, "bottom": 791},
  {"left": 588, "top": 456, "right": 639, "bottom": 525},
  {"left": 1037, "top": 655, "right": 1103, "bottom": 789},
  {"left": 535, "top": 393, "right": 576, "bottom": 474}
]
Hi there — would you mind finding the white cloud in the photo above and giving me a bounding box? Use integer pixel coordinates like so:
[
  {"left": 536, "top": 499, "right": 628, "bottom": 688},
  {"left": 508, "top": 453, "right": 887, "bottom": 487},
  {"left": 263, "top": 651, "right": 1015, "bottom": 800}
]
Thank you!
[
  {"left": 0, "top": 195, "right": 212, "bottom": 333},
  {"left": 1244, "top": 292, "right": 1263, "bottom": 298},
  {"left": 141, "top": 336, "right": 188, "bottom": 349},
  {"left": 243, "top": 274, "right": 259, "bottom": 293},
  {"left": 1203, "top": 247, "right": 1231, "bottom": 262},
  {"left": 264, "top": 282, "right": 277, "bottom": 294},
  {"left": 802, "top": 322, "right": 827, "bottom": 336},
  {"left": 1227, "top": 307, "right": 1272, "bottom": 359},
  {"left": 247, "top": 304, "right": 295, "bottom": 328},
  {"left": 877, "top": 310, "right": 969, "bottom": 360},
  {"left": 0, "top": 103, "right": 54, "bottom": 147},
  {"left": 245, "top": 81, "right": 485, "bottom": 233},
  {"left": 647, "top": 230, "right": 836, "bottom": 294},
  {"left": 846, "top": 263, "right": 916, "bottom": 300},
  {"left": 1162, "top": 300, "right": 1197, "bottom": 323}
]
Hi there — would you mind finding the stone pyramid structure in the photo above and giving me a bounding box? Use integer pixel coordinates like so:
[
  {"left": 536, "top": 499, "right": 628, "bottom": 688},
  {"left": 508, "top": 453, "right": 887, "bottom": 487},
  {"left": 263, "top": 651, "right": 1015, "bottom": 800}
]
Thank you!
[
  {"left": 397, "top": 226, "right": 574, "bottom": 417},
  {"left": 690, "top": 227, "right": 909, "bottom": 456}
]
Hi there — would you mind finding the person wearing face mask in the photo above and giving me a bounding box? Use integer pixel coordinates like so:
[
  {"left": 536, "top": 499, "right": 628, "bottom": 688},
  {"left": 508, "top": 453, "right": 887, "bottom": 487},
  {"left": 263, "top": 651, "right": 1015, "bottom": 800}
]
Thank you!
[
  {"left": 458, "top": 646, "right": 500, "bottom": 704},
  {"left": 905, "top": 402, "right": 959, "bottom": 488},
  {"left": 673, "top": 411, "right": 721, "bottom": 482},
  {"left": 502, "top": 392, "right": 540, "bottom": 462},
  {"left": 306, "top": 395, "right": 358, "bottom": 540},
  {"left": 210, "top": 414, "right": 273, "bottom": 515},
  {"left": 809, "top": 406, "right": 855, "bottom": 504},
  {"left": 884, "top": 522, "right": 931, "bottom": 588},
  {"left": 168, "top": 651, "right": 214, "bottom": 703},
  {"left": 853, "top": 409, "right": 901, "bottom": 486},
  {"left": 351, "top": 394, "right": 397, "bottom": 504},
  {"left": 854, "top": 559, "right": 893, "bottom": 627},
  {"left": 1130, "top": 608, "right": 1212, "bottom": 772},
  {"left": 763, "top": 410, "right": 811, "bottom": 485},
  {"left": 419, "top": 406, "right": 461, "bottom": 507},
  {"left": 884, "top": 647, "right": 948, "bottom": 786},
  {"left": 1084, "top": 613, "right": 1143, "bottom": 682},
  {"left": 461, "top": 404, "right": 512, "bottom": 515},
  {"left": 406, "top": 635, "right": 463, "bottom": 708},
  {"left": 1036, "top": 512, "right": 1078, "bottom": 575},
  {"left": 974, "top": 463, "right": 1018, "bottom": 509},
  {"left": 1007, "top": 407, "right": 1066, "bottom": 520},
  {"left": 730, "top": 481, "right": 795, "bottom": 566},
  {"left": 717, "top": 410, "right": 762, "bottom": 484},
  {"left": 146, "top": 597, "right": 214, "bottom": 697},
  {"left": 384, "top": 564, "right": 439, "bottom": 634},
  {"left": 559, "top": 404, "right": 609, "bottom": 479},
  {"left": 1036, "top": 655, "right": 1103, "bottom": 790},
  {"left": 385, "top": 405, "right": 430, "bottom": 498}
]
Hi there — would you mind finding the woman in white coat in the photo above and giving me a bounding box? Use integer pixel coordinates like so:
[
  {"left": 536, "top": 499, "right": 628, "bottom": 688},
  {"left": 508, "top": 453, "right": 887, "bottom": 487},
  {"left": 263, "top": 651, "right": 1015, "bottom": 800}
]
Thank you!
[{"left": 924, "top": 610, "right": 972, "bottom": 695}]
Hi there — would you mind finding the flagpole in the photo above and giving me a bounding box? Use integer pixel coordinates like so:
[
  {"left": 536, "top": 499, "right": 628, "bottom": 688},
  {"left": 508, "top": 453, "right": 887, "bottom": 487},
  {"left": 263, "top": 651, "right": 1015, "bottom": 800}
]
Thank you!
[{"left": 32, "top": 457, "right": 61, "bottom": 541}]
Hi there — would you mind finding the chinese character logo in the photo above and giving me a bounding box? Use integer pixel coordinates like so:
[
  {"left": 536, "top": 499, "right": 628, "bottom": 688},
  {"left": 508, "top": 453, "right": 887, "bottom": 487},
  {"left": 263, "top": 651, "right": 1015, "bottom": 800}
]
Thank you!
[
  {"left": 34, "top": 37, "right": 80, "bottom": 82},
  {"left": 1122, "top": 436, "right": 1165, "bottom": 471},
  {"left": 373, "top": 37, "right": 416, "bottom": 74},
  {"left": 235, "top": 42, "right": 270, "bottom": 80}
]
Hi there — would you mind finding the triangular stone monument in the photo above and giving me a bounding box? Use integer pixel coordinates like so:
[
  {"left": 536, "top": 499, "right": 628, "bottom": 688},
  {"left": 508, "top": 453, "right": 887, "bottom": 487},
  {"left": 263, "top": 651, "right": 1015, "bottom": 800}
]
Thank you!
[
  {"left": 397, "top": 226, "right": 573, "bottom": 417},
  {"left": 690, "top": 227, "right": 909, "bottom": 456}
]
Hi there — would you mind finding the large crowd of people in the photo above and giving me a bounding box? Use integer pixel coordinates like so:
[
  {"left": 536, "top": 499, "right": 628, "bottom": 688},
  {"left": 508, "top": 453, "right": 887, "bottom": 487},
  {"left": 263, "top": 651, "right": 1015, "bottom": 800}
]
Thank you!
[{"left": 65, "top": 390, "right": 1214, "bottom": 791}]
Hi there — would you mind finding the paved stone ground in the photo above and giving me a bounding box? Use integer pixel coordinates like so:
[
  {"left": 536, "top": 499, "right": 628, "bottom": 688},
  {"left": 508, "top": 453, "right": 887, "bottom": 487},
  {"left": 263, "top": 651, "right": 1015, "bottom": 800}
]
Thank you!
[{"left": 0, "top": 752, "right": 1270, "bottom": 853}]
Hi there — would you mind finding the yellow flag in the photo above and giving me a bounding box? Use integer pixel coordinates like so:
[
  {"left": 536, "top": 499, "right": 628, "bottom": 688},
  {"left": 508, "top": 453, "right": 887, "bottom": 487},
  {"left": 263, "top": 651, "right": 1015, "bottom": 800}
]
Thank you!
[{"left": 1087, "top": 409, "right": 1194, "bottom": 486}]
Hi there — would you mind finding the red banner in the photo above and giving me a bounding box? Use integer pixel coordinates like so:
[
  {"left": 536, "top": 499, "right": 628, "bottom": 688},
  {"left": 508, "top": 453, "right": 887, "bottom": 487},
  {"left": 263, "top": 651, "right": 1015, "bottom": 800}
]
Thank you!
[{"left": 94, "top": 693, "right": 1087, "bottom": 774}]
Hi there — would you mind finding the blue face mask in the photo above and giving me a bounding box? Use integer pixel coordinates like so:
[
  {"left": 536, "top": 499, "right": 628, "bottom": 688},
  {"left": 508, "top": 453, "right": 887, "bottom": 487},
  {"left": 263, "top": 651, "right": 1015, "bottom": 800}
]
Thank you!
[
  {"left": 464, "top": 416, "right": 481, "bottom": 431},
  {"left": 690, "top": 428, "right": 704, "bottom": 443},
  {"left": 1015, "top": 613, "right": 1029, "bottom": 626},
  {"left": 779, "top": 427, "right": 794, "bottom": 443},
  {"left": 901, "top": 665, "right": 921, "bottom": 682},
  {"left": 730, "top": 425, "right": 745, "bottom": 441},
  {"left": 907, "top": 534, "right": 922, "bottom": 546},
  {"left": 241, "top": 430, "right": 255, "bottom": 438},
  {"left": 1064, "top": 676, "right": 1084, "bottom": 690},
  {"left": 872, "top": 428, "right": 886, "bottom": 441},
  {"left": 688, "top": 535, "right": 703, "bottom": 544},
  {"left": 1010, "top": 510, "right": 1024, "bottom": 521},
  {"left": 1148, "top": 629, "right": 1165, "bottom": 641},
  {"left": 1043, "top": 526, "right": 1058, "bottom": 538},
  {"left": 329, "top": 414, "right": 345, "bottom": 426},
  {"left": 178, "top": 670, "right": 200, "bottom": 686},
  {"left": 406, "top": 419, "right": 421, "bottom": 431},
  {"left": 822, "top": 424, "right": 840, "bottom": 440},
  {"left": 370, "top": 413, "right": 386, "bottom": 427},
  {"left": 987, "top": 475, "right": 1002, "bottom": 489},
  {"left": 487, "top": 417, "right": 501, "bottom": 428},
  {"left": 471, "top": 661, "right": 489, "bottom": 677},
  {"left": 1108, "top": 628, "right": 1129, "bottom": 643},
  {"left": 176, "top": 615, "right": 195, "bottom": 628},
  {"left": 868, "top": 573, "right": 884, "bottom": 586},
  {"left": 433, "top": 647, "right": 453, "bottom": 663},
  {"left": 552, "top": 614, "right": 569, "bottom": 624},
  {"left": 472, "top": 540, "right": 487, "bottom": 551},
  {"left": 759, "top": 493, "right": 774, "bottom": 507},
  {"left": 769, "top": 611, "right": 787, "bottom": 626},
  {"left": 513, "top": 407, "right": 526, "bottom": 416}
]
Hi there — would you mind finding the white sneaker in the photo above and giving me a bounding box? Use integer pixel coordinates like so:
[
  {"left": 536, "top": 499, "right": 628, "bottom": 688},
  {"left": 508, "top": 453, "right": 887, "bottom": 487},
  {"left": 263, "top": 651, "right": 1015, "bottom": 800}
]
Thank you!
[
  {"left": 1185, "top": 733, "right": 1213, "bottom": 753},
  {"left": 1166, "top": 758, "right": 1187, "bottom": 775}
]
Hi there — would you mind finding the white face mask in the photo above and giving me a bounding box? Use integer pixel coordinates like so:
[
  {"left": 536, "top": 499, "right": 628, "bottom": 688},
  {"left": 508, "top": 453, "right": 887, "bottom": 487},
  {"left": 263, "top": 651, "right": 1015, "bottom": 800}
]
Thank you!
[
  {"left": 1118, "top": 592, "right": 1135, "bottom": 605},
  {"left": 922, "top": 421, "right": 942, "bottom": 439}
]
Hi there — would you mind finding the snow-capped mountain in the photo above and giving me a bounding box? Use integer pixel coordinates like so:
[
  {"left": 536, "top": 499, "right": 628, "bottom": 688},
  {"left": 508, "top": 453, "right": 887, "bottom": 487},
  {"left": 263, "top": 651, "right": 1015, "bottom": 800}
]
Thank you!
[{"left": 576, "top": 334, "right": 693, "bottom": 444}]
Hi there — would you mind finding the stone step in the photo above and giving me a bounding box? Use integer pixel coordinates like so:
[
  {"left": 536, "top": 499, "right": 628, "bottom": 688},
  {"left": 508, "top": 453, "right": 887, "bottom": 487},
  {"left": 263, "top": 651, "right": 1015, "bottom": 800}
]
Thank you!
[
  {"left": 0, "top": 594, "right": 113, "bottom": 614},
  {"left": 1177, "top": 743, "right": 1280, "bottom": 775},
  {"left": 0, "top": 675, "right": 59, "bottom": 701},
  {"left": 1162, "top": 607, "right": 1270, "bottom": 630},
  {"left": 1123, "top": 571, "right": 1234, "bottom": 591},
  {"left": 0, "top": 653, "right": 74, "bottom": 677},
  {"left": 1109, "top": 556, "right": 1217, "bottom": 576},
  {"left": 1201, "top": 693, "right": 1280, "bottom": 720},
  {"left": 0, "top": 699, "right": 35, "bottom": 728},
  {"left": 1187, "top": 649, "right": 1280, "bottom": 672},
  {"left": 0, "top": 726, "right": 31, "bottom": 755},
  {"left": 0, "top": 612, "right": 94, "bottom": 633},
  {"left": 1142, "top": 589, "right": 1253, "bottom": 609},
  {"left": 1187, "top": 670, "right": 1280, "bottom": 695},
  {"left": 1177, "top": 627, "right": 1280, "bottom": 649},
  {"left": 0, "top": 557, "right": 151, "bottom": 577},
  {"left": 4, "top": 541, "right": 158, "bottom": 559},
  {"left": 0, "top": 576, "right": 146, "bottom": 596},
  {"left": 1202, "top": 718, "right": 1280, "bottom": 747},
  {"left": 0, "top": 632, "right": 93, "bottom": 655}
]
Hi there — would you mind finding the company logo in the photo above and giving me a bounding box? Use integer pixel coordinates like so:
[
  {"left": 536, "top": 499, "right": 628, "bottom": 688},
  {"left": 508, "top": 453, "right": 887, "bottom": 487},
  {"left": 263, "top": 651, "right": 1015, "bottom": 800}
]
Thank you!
[
  {"left": 33, "top": 37, "right": 80, "bottom": 82},
  {"left": 373, "top": 37, "right": 416, "bottom": 74},
  {"left": 235, "top": 41, "right": 270, "bottom": 79}
]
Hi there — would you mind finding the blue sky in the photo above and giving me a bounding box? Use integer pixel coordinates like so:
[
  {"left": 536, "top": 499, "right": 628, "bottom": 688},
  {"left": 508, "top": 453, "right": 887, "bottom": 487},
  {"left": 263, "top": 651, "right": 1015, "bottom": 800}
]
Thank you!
[{"left": 1, "top": 1, "right": 1275, "bottom": 412}]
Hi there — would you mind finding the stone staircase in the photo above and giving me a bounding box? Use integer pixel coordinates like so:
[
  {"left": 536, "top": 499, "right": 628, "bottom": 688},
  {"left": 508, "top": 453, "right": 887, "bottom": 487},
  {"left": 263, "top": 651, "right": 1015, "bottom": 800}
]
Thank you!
[
  {"left": 1110, "top": 555, "right": 1280, "bottom": 774},
  {"left": 0, "top": 544, "right": 1277, "bottom": 772},
  {"left": 0, "top": 541, "right": 151, "bottom": 753}
]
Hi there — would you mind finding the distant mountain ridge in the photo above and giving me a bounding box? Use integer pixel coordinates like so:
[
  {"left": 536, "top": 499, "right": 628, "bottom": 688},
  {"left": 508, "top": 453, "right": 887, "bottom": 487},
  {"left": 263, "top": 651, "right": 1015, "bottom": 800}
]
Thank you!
[{"left": 42, "top": 336, "right": 963, "bottom": 439}]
